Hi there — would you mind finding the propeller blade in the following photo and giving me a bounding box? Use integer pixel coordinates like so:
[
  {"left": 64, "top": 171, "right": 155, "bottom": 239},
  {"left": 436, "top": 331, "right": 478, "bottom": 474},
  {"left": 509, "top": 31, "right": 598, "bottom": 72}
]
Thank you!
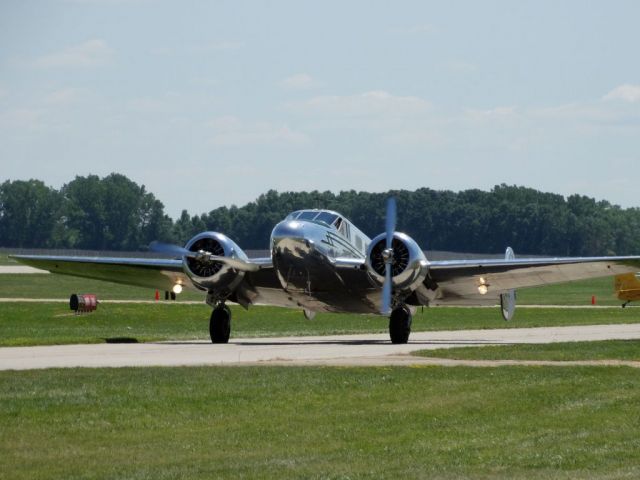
[
  {"left": 149, "top": 241, "right": 194, "bottom": 257},
  {"left": 385, "top": 197, "right": 396, "bottom": 249},
  {"left": 380, "top": 196, "right": 397, "bottom": 315},
  {"left": 381, "top": 262, "right": 392, "bottom": 315}
]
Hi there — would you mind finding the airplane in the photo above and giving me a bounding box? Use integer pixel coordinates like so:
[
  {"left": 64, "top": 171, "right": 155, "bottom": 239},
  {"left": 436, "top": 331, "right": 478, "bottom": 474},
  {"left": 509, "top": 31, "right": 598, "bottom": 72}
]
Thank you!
[
  {"left": 12, "top": 198, "right": 640, "bottom": 344},
  {"left": 614, "top": 272, "right": 640, "bottom": 307}
]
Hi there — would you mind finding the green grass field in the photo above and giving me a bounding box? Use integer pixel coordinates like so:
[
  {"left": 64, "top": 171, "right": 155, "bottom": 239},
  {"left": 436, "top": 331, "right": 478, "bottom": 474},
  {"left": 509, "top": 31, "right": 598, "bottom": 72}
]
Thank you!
[
  {"left": 516, "top": 276, "right": 621, "bottom": 306},
  {"left": 1, "top": 366, "right": 639, "bottom": 479},
  {"left": 1, "top": 302, "right": 640, "bottom": 347},
  {"left": 1, "top": 269, "right": 639, "bottom": 347},
  {"left": 2, "top": 267, "right": 640, "bottom": 479},
  {"left": 0, "top": 273, "right": 204, "bottom": 301},
  {"left": 414, "top": 339, "right": 640, "bottom": 362},
  {"left": 0, "top": 269, "right": 627, "bottom": 305}
]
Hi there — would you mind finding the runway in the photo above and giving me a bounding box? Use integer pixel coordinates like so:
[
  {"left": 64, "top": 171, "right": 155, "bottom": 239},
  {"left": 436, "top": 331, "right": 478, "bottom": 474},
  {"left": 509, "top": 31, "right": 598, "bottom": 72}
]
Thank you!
[{"left": 1, "top": 323, "right": 640, "bottom": 371}]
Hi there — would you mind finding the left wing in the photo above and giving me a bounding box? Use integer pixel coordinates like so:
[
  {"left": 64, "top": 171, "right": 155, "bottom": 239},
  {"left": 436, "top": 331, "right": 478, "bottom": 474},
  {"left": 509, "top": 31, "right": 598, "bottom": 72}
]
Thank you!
[
  {"left": 427, "top": 255, "right": 640, "bottom": 305},
  {"left": 334, "top": 254, "right": 640, "bottom": 305}
]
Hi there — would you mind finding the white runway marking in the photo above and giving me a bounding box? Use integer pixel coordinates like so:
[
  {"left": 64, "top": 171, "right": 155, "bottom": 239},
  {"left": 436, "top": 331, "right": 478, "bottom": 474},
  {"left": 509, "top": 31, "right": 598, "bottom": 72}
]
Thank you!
[
  {"left": 1, "top": 323, "right": 639, "bottom": 371},
  {"left": 0, "top": 266, "right": 49, "bottom": 274}
]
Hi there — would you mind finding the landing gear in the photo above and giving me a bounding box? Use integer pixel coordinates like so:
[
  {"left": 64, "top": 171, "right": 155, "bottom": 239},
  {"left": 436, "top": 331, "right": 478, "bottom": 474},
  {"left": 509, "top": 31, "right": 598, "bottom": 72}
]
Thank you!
[
  {"left": 389, "top": 306, "right": 412, "bottom": 344},
  {"left": 622, "top": 301, "right": 631, "bottom": 309},
  {"left": 209, "top": 304, "right": 231, "bottom": 343}
]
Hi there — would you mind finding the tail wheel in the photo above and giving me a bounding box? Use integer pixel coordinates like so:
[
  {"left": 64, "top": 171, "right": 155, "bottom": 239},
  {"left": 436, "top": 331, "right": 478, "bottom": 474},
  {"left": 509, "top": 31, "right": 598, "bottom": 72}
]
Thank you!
[
  {"left": 210, "top": 305, "right": 231, "bottom": 344},
  {"left": 389, "top": 306, "right": 412, "bottom": 344}
]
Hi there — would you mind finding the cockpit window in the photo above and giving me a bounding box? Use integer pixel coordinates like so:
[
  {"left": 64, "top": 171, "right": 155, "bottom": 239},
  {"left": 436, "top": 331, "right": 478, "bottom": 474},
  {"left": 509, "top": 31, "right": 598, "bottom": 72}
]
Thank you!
[
  {"left": 314, "top": 212, "right": 338, "bottom": 225},
  {"left": 297, "top": 211, "right": 319, "bottom": 220},
  {"left": 286, "top": 211, "right": 302, "bottom": 220}
]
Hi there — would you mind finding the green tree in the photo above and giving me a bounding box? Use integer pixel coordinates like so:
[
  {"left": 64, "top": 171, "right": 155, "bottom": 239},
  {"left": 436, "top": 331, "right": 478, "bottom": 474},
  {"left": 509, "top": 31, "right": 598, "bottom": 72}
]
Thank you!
[
  {"left": 61, "top": 173, "right": 172, "bottom": 250},
  {"left": 0, "top": 179, "right": 63, "bottom": 248}
]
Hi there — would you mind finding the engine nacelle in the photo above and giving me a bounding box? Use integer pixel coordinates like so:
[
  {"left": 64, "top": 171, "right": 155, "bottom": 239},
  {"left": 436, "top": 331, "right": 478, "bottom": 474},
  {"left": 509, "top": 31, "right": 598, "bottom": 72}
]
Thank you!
[
  {"left": 365, "top": 232, "right": 429, "bottom": 292},
  {"left": 183, "top": 232, "right": 248, "bottom": 295}
]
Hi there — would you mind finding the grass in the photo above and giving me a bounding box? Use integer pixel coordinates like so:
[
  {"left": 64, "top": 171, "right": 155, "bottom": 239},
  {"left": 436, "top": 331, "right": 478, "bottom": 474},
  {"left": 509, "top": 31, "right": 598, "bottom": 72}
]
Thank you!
[
  {"left": 1, "top": 366, "right": 639, "bottom": 479},
  {"left": 0, "top": 253, "right": 14, "bottom": 265},
  {"left": 1, "top": 302, "right": 640, "bottom": 347},
  {"left": 1, "top": 271, "right": 637, "bottom": 347},
  {"left": 517, "top": 276, "right": 622, "bottom": 306},
  {"left": 0, "top": 273, "right": 204, "bottom": 301},
  {"left": 414, "top": 339, "right": 640, "bottom": 362},
  {"left": 0, "top": 271, "right": 626, "bottom": 305}
]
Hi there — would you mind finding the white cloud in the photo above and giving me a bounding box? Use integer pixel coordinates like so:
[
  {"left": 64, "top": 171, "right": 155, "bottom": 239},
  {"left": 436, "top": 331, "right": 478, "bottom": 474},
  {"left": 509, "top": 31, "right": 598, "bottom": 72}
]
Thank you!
[
  {"left": 290, "top": 91, "right": 430, "bottom": 117},
  {"left": 280, "top": 73, "right": 320, "bottom": 90},
  {"left": 603, "top": 84, "right": 640, "bottom": 103},
  {"left": 43, "top": 88, "right": 87, "bottom": 106},
  {"left": 529, "top": 102, "right": 640, "bottom": 128},
  {"left": 381, "top": 130, "right": 447, "bottom": 147},
  {"left": 0, "top": 108, "right": 46, "bottom": 129},
  {"left": 207, "top": 116, "right": 309, "bottom": 147},
  {"left": 33, "top": 39, "right": 114, "bottom": 68},
  {"left": 464, "top": 106, "right": 517, "bottom": 121}
]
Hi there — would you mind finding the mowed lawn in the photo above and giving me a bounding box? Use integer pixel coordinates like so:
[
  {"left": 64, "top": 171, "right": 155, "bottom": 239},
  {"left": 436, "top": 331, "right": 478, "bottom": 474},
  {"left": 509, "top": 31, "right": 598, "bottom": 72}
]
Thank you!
[
  {"left": 2, "top": 302, "right": 640, "bottom": 347},
  {"left": 414, "top": 339, "right": 640, "bottom": 362},
  {"left": 1, "top": 271, "right": 638, "bottom": 346},
  {"left": 1, "top": 366, "right": 639, "bottom": 479},
  {"left": 0, "top": 271, "right": 627, "bottom": 305},
  {"left": 0, "top": 273, "right": 204, "bottom": 301}
]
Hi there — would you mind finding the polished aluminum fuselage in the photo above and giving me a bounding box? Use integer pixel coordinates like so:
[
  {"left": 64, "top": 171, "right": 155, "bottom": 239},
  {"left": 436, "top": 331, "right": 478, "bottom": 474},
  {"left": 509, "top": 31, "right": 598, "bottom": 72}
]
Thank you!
[{"left": 265, "top": 217, "right": 382, "bottom": 313}]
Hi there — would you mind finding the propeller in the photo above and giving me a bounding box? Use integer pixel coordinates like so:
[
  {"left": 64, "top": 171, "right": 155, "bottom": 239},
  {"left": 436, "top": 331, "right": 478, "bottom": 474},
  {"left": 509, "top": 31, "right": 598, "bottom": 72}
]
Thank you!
[
  {"left": 149, "top": 241, "right": 195, "bottom": 257},
  {"left": 381, "top": 197, "right": 397, "bottom": 315},
  {"left": 149, "top": 240, "right": 260, "bottom": 272}
]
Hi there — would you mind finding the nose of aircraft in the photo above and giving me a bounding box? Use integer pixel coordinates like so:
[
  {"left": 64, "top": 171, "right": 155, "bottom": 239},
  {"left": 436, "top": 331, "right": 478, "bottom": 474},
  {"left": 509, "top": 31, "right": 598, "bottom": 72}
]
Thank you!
[
  {"left": 272, "top": 220, "right": 304, "bottom": 241},
  {"left": 271, "top": 220, "right": 307, "bottom": 254}
]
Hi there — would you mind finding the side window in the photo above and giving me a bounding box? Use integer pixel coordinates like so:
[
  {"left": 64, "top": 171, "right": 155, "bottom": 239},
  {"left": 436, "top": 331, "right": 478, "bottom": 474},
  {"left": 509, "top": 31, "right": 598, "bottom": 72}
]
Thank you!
[{"left": 339, "top": 221, "right": 350, "bottom": 240}]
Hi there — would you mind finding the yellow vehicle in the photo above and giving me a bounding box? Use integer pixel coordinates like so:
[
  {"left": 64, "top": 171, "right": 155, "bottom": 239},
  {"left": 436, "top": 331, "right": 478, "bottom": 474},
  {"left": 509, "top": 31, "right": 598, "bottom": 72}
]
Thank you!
[{"left": 614, "top": 272, "right": 640, "bottom": 307}]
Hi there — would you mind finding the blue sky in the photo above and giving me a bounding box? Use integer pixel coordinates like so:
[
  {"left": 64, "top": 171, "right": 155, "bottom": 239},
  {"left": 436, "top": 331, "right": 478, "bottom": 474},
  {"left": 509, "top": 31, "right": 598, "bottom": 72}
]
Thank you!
[{"left": 1, "top": 0, "right": 639, "bottom": 218}]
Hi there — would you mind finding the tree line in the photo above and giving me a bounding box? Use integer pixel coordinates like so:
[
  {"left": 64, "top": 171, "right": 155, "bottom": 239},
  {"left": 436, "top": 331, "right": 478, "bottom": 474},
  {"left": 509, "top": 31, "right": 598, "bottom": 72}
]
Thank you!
[{"left": 1, "top": 173, "right": 640, "bottom": 256}]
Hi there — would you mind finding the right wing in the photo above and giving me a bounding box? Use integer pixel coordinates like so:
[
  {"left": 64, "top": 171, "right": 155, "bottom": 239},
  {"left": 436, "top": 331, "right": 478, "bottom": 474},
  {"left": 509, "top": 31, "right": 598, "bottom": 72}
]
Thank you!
[
  {"left": 11, "top": 255, "right": 191, "bottom": 291},
  {"left": 12, "top": 253, "right": 275, "bottom": 293}
]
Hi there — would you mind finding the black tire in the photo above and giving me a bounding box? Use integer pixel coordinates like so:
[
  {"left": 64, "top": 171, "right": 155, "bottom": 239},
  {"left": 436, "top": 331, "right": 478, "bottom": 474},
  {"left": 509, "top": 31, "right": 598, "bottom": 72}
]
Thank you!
[
  {"left": 209, "top": 305, "right": 231, "bottom": 344},
  {"left": 389, "top": 306, "right": 412, "bottom": 344}
]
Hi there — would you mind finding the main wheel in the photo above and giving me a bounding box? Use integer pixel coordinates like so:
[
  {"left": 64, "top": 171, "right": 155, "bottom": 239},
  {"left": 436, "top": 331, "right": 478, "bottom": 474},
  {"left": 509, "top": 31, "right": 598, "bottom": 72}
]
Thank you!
[
  {"left": 209, "top": 305, "right": 231, "bottom": 344},
  {"left": 389, "top": 306, "right": 412, "bottom": 344}
]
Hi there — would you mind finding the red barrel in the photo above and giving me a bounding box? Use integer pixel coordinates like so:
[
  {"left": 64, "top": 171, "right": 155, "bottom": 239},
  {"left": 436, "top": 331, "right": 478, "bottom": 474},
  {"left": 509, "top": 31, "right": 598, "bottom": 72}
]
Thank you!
[{"left": 70, "top": 294, "right": 99, "bottom": 313}]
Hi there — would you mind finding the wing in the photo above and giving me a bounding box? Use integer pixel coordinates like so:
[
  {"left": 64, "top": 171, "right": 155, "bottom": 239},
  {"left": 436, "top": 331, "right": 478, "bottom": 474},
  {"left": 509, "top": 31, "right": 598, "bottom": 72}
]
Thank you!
[
  {"left": 11, "top": 255, "right": 191, "bottom": 291},
  {"left": 12, "top": 254, "right": 275, "bottom": 293},
  {"left": 427, "top": 255, "right": 640, "bottom": 305}
]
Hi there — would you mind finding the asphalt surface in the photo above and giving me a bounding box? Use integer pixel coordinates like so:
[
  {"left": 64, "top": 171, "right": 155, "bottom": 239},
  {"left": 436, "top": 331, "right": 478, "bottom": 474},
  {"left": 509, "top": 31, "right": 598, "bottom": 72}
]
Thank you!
[{"left": 1, "top": 323, "right": 640, "bottom": 371}]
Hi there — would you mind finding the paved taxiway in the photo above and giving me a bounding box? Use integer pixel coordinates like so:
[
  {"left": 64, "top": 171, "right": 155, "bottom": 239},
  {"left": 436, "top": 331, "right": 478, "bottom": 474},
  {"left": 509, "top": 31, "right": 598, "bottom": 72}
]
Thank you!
[{"left": 1, "top": 323, "right": 640, "bottom": 371}]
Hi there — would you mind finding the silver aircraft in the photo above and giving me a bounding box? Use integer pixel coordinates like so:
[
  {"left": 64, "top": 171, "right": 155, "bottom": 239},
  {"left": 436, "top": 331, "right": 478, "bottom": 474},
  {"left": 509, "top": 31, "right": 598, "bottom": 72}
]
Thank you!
[{"left": 13, "top": 199, "right": 640, "bottom": 343}]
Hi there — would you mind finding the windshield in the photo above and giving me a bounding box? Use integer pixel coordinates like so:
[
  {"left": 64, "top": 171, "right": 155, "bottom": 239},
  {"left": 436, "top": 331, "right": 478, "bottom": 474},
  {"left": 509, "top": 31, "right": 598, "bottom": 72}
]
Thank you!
[
  {"left": 314, "top": 212, "right": 338, "bottom": 225},
  {"left": 297, "top": 211, "right": 319, "bottom": 220}
]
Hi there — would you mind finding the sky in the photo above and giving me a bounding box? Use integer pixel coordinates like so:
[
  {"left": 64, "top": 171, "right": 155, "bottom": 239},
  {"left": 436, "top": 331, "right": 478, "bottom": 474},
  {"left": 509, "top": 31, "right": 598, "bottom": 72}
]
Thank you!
[{"left": 1, "top": 0, "right": 639, "bottom": 219}]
